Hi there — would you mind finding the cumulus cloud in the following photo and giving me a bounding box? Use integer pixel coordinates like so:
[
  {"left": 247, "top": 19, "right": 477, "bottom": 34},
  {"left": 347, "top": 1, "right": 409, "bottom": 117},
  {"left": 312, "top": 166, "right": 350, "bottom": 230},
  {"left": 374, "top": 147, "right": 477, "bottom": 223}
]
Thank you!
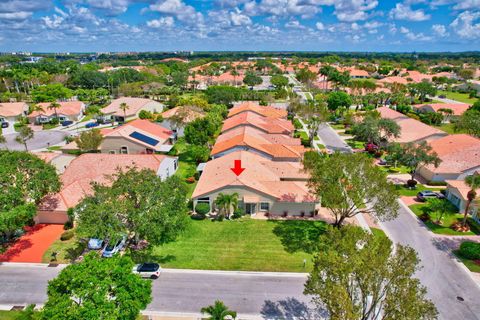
[
  {"left": 450, "top": 11, "right": 480, "bottom": 39},
  {"left": 399, "top": 26, "right": 432, "bottom": 40},
  {"left": 389, "top": 3, "right": 431, "bottom": 21},
  {"left": 432, "top": 24, "right": 449, "bottom": 37},
  {"left": 147, "top": 16, "right": 174, "bottom": 28},
  {"left": 315, "top": 22, "right": 325, "bottom": 30}
]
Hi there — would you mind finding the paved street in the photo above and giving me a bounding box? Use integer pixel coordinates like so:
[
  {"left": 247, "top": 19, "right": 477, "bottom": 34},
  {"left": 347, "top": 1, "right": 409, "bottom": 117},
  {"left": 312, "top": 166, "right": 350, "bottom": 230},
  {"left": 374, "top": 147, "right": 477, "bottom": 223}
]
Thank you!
[
  {"left": 317, "top": 123, "right": 352, "bottom": 153},
  {"left": 0, "top": 265, "right": 317, "bottom": 319},
  {"left": 0, "top": 130, "right": 68, "bottom": 151},
  {"left": 381, "top": 202, "right": 480, "bottom": 320}
]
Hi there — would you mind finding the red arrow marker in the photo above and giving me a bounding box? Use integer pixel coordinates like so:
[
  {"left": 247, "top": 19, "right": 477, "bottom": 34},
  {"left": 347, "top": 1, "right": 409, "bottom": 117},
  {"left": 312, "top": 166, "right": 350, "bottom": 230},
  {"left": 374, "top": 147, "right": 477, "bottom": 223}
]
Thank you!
[{"left": 231, "top": 159, "right": 245, "bottom": 176}]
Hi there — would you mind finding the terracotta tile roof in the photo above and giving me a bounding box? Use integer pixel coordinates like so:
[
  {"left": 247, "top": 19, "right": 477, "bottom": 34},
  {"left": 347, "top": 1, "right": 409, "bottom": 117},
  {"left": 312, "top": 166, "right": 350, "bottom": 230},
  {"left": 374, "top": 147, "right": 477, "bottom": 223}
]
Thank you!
[
  {"left": 222, "top": 112, "right": 294, "bottom": 134},
  {"left": 446, "top": 179, "right": 480, "bottom": 200},
  {"left": 30, "top": 101, "right": 84, "bottom": 118},
  {"left": 0, "top": 102, "right": 28, "bottom": 117},
  {"left": 404, "top": 71, "right": 433, "bottom": 83},
  {"left": 377, "top": 106, "right": 447, "bottom": 143},
  {"left": 103, "top": 119, "right": 173, "bottom": 151},
  {"left": 413, "top": 103, "right": 471, "bottom": 116},
  {"left": 39, "top": 154, "right": 169, "bottom": 212},
  {"left": 228, "top": 102, "right": 288, "bottom": 118},
  {"left": 377, "top": 76, "right": 408, "bottom": 85},
  {"left": 161, "top": 106, "right": 204, "bottom": 123},
  {"left": 192, "top": 151, "right": 314, "bottom": 202},
  {"left": 101, "top": 97, "right": 162, "bottom": 117},
  {"left": 423, "top": 134, "right": 480, "bottom": 174}
]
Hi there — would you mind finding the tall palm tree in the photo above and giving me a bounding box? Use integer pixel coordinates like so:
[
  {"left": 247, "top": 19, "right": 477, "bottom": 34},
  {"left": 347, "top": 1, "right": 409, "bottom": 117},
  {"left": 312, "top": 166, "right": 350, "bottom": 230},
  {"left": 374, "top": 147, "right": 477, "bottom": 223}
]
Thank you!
[
  {"left": 48, "top": 102, "right": 61, "bottom": 120},
  {"left": 201, "top": 300, "right": 237, "bottom": 320},
  {"left": 215, "top": 193, "right": 239, "bottom": 219},
  {"left": 462, "top": 173, "right": 480, "bottom": 227},
  {"left": 119, "top": 102, "right": 130, "bottom": 123}
]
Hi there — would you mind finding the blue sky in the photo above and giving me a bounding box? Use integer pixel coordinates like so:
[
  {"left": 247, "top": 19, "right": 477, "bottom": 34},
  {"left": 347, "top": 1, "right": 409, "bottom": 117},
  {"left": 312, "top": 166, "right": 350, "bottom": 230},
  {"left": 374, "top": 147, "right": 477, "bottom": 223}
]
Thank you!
[{"left": 0, "top": 0, "right": 479, "bottom": 52}]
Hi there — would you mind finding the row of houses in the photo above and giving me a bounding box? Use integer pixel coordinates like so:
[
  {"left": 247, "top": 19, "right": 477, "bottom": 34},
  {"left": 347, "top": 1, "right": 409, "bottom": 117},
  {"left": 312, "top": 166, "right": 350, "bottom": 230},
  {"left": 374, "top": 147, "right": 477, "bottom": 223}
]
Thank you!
[{"left": 192, "top": 101, "right": 317, "bottom": 217}]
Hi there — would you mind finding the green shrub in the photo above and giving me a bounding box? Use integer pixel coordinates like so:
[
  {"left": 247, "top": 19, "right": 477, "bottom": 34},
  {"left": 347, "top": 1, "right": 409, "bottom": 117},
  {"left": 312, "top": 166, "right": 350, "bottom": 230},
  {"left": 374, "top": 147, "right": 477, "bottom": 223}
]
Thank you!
[
  {"left": 293, "top": 118, "right": 303, "bottom": 130},
  {"left": 459, "top": 241, "right": 480, "bottom": 260},
  {"left": 301, "top": 138, "right": 311, "bottom": 147},
  {"left": 195, "top": 203, "right": 210, "bottom": 215},
  {"left": 63, "top": 220, "right": 73, "bottom": 230},
  {"left": 60, "top": 230, "right": 74, "bottom": 241},
  {"left": 232, "top": 207, "right": 245, "bottom": 219}
]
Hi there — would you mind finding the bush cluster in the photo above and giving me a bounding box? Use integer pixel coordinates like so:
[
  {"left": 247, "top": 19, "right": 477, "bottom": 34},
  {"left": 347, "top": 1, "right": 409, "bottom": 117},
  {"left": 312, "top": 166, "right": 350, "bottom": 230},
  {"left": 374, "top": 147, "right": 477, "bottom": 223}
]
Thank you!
[{"left": 459, "top": 241, "right": 480, "bottom": 260}]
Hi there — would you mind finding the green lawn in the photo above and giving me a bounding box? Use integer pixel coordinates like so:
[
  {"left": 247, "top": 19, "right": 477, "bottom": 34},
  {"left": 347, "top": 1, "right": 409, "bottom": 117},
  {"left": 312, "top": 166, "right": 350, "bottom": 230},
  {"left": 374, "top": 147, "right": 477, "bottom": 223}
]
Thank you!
[
  {"left": 433, "top": 123, "right": 467, "bottom": 135},
  {"left": 42, "top": 232, "right": 86, "bottom": 264},
  {"left": 345, "top": 138, "right": 364, "bottom": 149},
  {"left": 330, "top": 123, "right": 345, "bottom": 130},
  {"left": 42, "top": 123, "right": 59, "bottom": 130},
  {"left": 0, "top": 310, "right": 23, "bottom": 320},
  {"left": 409, "top": 203, "right": 480, "bottom": 236},
  {"left": 46, "top": 146, "right": 62, "bottom": 151},
  {"left": 395, "top": 184, "right": 444, "bottom": 197},
  {"left": 453, "top": 250, "right": 480, "bottom": 273},
  {"left": 437, "top": 90, "right": 477, "bottom": 104},
  {"left": 378, "top": 165, "right": 410, "bottom": 174},
  {"left": 80, "top": 114, "right": 94, "bottom": 123},
  {"left": 131, "top": 218, "right": 328, "bottom": 272},
  {"left": 168, "top": 138, "right": 199, "bottom": 198}
]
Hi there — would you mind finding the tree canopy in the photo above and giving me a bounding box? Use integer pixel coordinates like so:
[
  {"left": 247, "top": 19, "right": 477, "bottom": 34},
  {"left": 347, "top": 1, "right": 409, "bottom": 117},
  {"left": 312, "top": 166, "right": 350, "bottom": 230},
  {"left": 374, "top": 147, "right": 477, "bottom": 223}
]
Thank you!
[
  {"left": 41, "top": 252, "right": 151, "bottom": 320},
  {"left": 75, "top": 129, "right": 104, "bottom": 152},
  {"left": 388, "top": 141, "right": 441, "bottom": 181},
  {"left": 76, "top": 167, "right": 189, "bottom": 246},
  {"left": 303, "top": 152, "right": 399, "bottom": 227},
  {"left": 351, "top": 114, "right": 401, "bottom": 148},
  {"left": 454, "top": 109, "right": 480, "bottom": 138},
  {"left": 305, "top": 226, "right": 438, "bottom": 320},
  {"left": 327, "top": 91, "right": 352, "bottom": 112}
]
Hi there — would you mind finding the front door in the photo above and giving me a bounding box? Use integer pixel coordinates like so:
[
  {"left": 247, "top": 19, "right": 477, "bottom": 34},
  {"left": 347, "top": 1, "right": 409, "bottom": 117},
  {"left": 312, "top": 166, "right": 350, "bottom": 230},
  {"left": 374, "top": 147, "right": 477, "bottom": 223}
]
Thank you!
[{"left": 245, "top": 203, "right": 257, "bottom": 215}]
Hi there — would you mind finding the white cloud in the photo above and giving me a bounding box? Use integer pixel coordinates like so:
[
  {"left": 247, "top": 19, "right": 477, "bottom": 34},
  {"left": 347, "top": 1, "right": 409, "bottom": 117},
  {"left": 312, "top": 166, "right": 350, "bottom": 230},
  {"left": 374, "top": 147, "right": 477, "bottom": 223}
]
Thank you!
[
  {"left": 389, "top": 3, "right": 431, "bottom": 21},
  {"left": 432, "top": 24, "right": 448, "bottom": 37},
  {"left": 285, "top": 20, "right": 305, "bottom": 29},
  {"left": 0, "top": 11, "right": 32, "bottom": 20},
  {"left": 149, "top": 0, "right": 204, "bottom": 25},
  {"left": 450, "top": 11, "right": 480, "bottom": 39},
  {"left": 147, "top": 16, "right": 174, "bottom": 28},
  {"left": 230, "top": 9, "right": 252, "bottom": 26},
  {"left": 315, "top": 22, "right": 325, "bottom": 30},
  {"left": 399, "top": 26, "right": 432, "bottom": 40}
]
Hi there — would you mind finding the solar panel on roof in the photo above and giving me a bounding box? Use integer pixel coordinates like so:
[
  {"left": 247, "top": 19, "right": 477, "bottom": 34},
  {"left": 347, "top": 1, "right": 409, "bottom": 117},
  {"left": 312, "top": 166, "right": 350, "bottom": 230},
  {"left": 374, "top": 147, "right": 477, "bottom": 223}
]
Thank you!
[{"left": 129, "top": 131, "right": 159, "bottom": 146}]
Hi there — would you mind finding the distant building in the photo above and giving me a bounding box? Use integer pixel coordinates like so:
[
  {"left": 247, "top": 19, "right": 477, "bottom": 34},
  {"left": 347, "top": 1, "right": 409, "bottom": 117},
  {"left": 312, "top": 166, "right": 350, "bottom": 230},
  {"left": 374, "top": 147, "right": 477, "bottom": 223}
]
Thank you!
[
  {"left": 101, "top": 97, "right": 164, "bottom": 122},
  {"left": 29, "top": 101, "right": 85, "bottom": 124}
]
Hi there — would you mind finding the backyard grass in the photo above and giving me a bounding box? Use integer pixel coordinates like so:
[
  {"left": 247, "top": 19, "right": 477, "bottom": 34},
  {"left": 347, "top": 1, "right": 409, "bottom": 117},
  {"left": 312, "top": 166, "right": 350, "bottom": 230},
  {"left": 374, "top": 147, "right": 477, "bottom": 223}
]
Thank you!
[
  {"left": 330, "top": 123, "right": 345, "bottom": 130},
  {"left": 345, "top": 138, "right": 364, "bottom": 149},
  {"left": 409, "top": 203, "right": 480, "bottom": 236},
  {"left": 395, "top": 183, "right": 444, "bottom": 197},
  {"left": 133, "top": 218, "right": 323, "bottom": 272},
  {"left": 378, "top": 164, "right": 410, "bottom": 174},
  {"left": 42, "top": 232, "right": 86, "bottom": 264},
  {"left": 433, "top": 123, "right": 466, "bottom": 135},
  {"left": 453, "top": 250, "right": 480, "bottom": 273},
  {"left": 168, "top": 138, "right": 199, "bottom": 198},
  {"left": 437, "top": 90, "right": 477, "bottom": 104}
]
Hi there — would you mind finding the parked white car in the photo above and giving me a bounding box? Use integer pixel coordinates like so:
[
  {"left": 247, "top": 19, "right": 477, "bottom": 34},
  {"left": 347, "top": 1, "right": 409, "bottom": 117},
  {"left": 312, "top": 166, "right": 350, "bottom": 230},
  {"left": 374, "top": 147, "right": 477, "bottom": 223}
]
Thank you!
[
  {"left": 132, "top": 263, "right": 161, "bottom": 279},
  {"left": 102, "top": 235, "right": 127, "bottom": 258}
]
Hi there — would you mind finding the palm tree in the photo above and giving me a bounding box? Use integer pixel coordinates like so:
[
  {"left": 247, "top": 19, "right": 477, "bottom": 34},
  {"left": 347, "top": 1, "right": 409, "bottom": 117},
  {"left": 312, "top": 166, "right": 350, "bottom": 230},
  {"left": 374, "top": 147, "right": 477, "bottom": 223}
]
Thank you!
[
  {"left": 201, "top": 300, "right": 237, "bottom": 320},
  {"left": 462, "top": 173, "right": 480, "bottom": 227},
  {"left": 48, "top": 102, "right": 61, "bottom": 120},
  {"left": 15, "top": 126, "right": 34, "bottom": 151},
  {"left": 231, "top": 69, "right": 239, "bottom": 87},
  {"left": 119, "top": 102, "right": 130, "bottom": 123},
  {"left": 428, "top": 198, "right": 453, "bottom": 224},
  {"left": 215, "top": 193, "right": 239, "bottom": 219}
]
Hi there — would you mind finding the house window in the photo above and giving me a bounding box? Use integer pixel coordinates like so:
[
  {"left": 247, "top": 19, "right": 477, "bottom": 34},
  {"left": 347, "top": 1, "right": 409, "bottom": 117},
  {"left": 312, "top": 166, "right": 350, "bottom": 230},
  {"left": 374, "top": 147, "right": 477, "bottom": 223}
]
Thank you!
[
  {"left": 174, "top": 159, "right": 178, "bottom": 170},
  {"left": 260, "top": 202, "right": 269, "bottom": 211},
  {"left": 109, "top": 150, "right": 116, "bottom": 154},
  {"left": 120, "top": 146, "right": 128, "bottom": 154},
  {"left": 197, "top": 197, "right": 210, "bottom": 203}
]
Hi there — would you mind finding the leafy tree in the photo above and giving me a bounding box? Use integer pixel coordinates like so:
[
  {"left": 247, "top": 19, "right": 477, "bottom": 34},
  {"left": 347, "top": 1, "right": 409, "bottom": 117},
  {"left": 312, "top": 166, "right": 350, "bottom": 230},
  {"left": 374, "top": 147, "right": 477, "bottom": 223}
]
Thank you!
[
  {"left": 243, "top": 72, "right": 263, "bottom": 88},
  {"left": 205, "top": 86, "right": 238, "bottom": 106},
  {"left": 138, "top": 110, "right": 154, "bottom": 120},
  {"left": 419, "top": 112, "right": 443, "bottom": 126},
  {"left": 428, "top": 198, "right": 455, "bottom": 224},
  {"left": 41, "top": 252, "right": 151, "bottom": 320},
  {"left": 351, "top": 116, "right": 400, "bottom": 148},
  {"left": 388, "top": 141, "right": 441, "bottom": 182},
  {"left": 75, "top": 129, "right": 103, "bottom": 152},
  {"left": 76, "top": 168, "right": 189, "bottom": 246},
  {"left": 48, "top": 102, "right": 61, "bottom": 120},
  {"left": 327, "top": 91, "right": 352, "bottom": 112},
  {"left": 0, "top": 204, "right": 36, "bottom": 241},
  {"left": 15, "top": 126, "right": 34, "bottom": 151},
  {"left": 270, "top": 75, "right": 289, "bottom": 89},
  {"left": 201, "top": 300, "right": 237, "bottom": 320},
  {"left": 31, "top": 84, "right": 72, "bottom": 103},
  {"left": 454, "top": 109, "right": 480, "bottom": 138},
  {"left": 190, "top": 145, "right": 210, "bottom": 163},
  {"left": 408, "top": 81, "right": 436, "bottom": 102},
  {"left": 304, "top": 226, "right": 438, "bottom": 320},
  {"left": 69, "top": 69, "right": 108, "bottom": 89},
  {"left": 462, "top": 173, "right": 480, "bottom": 227},
  {"left": 296, "top": 68, "right": 317, "bottom": 85},
  {"left": 184, "top": 117, "right": 217, "bottom": 146},
  {"left": 303, "top": 152, "right": 399, "bottom": 228},
  {"left": 471, "top": 99, "right": 480, "bottom": 112},
  {"left": 215, "top": 193, "right": 239, "bottom": 219},
  {"left": 119, "top": 102, "right": 129, "bottom": 122},
  {"left": 291, "top": 99, "right": 328, "bottom": 145}
]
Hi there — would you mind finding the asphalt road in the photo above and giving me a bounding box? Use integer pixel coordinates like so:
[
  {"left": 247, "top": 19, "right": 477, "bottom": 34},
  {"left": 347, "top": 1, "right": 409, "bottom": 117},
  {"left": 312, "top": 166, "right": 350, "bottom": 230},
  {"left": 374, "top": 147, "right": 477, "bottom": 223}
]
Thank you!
[
  {"left": 317, "top": 123, "right": 352, "bottom": 153},
  {"left": 0, "top": 265, "right": 317, "bottom": 319},
  {"left": 1, "top": 130, "right": 68, "bottom": 151},
  {"left": 381, "top": 202, "right": 480, "bottom": 320}
]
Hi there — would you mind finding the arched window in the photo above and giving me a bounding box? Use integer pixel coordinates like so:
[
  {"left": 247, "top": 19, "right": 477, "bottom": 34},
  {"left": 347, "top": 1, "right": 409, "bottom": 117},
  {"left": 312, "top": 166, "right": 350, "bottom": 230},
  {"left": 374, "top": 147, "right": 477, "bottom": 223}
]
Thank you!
[{"left": 120, "top": 146, "right": 128, "bottom": 154}]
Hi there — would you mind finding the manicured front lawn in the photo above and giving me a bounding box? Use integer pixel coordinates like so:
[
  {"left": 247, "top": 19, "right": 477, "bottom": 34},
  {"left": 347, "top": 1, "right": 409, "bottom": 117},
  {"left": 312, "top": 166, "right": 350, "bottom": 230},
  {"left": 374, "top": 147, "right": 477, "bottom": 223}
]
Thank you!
[
  {"left": 133, "top": 218, "right": 328, "bottom": 272},
  {"left": 453, "top": 250, "right": 480, "bottom": 273},
  {"left": 437, "top": 90, "right": 477, "bottom": 104},
  {"left": 345, "top": 138, "right": 364, "bottom": 149},
  {"left": 42, "top": 123, "right": 59, "bottom": 130},
  {"left": 46, "top": 146, "right": 62, "bottom": 151},
  {"left": 409, "top": 203, "right": 480, "bottom": 236},
  {"left": 433, "top": 123, "right": 467, "bottom": 135},
  {"left": 330, "top": 123, "right": 345, "bottom": 130},
  {"left": 395, "top": 184, "right": 444, "bottom": 197},
  {"left": 42, "top": 232, "right": 86, "bottom": 264},
  {"left": 378, "top": 164, "right": 410, "bottom": 174}
]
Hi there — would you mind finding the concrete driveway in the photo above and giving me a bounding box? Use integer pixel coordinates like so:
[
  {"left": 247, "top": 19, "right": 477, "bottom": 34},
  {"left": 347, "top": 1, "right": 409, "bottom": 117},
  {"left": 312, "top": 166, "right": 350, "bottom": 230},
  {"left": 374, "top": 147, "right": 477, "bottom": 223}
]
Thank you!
[{"left": 0, "top": 130, "right": 68, "bottom": 151}]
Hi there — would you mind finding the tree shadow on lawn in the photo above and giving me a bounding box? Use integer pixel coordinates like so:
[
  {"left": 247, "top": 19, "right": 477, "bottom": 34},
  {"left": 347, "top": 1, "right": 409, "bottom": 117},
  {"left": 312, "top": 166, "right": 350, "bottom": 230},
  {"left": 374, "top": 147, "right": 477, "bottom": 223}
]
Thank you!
[
  {"left": 270, "top": 220, "right": 327, "bottom": 254},
  {"left": 261, "top": 297, "right": 327, "bottom": 320},
  {"left": 128, "top": 247, "right": 176, "bottom": 264}
]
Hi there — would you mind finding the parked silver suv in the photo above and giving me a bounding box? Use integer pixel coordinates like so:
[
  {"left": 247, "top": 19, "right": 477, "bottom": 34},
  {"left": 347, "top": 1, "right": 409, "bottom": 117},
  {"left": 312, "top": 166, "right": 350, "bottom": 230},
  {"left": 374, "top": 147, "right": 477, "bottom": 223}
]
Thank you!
[{"left": 132, "top": 263, "right": 161, "bottom": 279}]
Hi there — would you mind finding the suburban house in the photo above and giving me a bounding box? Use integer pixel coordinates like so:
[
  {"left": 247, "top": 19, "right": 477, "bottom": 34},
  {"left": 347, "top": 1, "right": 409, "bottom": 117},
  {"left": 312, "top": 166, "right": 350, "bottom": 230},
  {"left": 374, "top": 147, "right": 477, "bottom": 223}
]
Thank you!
[
  {"left": 445, "top": 179, "right": 479, "bottom": 223},
  {"left": 100, "top": 119, "right": 174, "bottom": 154},
  {"left": 161, "top": 106, "right": 204, "bottom": 137},
  {"left": 33, "top": 152, "right": 76, "bottom": 173},
  {"left": 417, "top": 134, "right": 480, "bottom": 182},
  {"left": 192, "top": 151, "right": 318, "bottom": 216},
  {"left": 377, "top": 76, "right": 408, "bottom": 85},
  {"left": 36, "top": 153, "right": 178, "bottom": 224},
  {"left": 377, "top": 106, "right": 447, "bottom": 143},
  {"left": 413, "top": 103, "right": 471, "bottom": 118},
  {"left": 222, "top": 112, "right": 294, "bottom": 135},
  {"left": 0, "top": 102, "right": 29, "bottom": 125},
  {"left": 212, "top": 126, "right": 305, "bottom": 161},
  {"left": 229, "top": 101, "right": 288, "bottom": 118},
  {"left": 101, "top": 97, "right": 164, "bottom": 122},
  {"left": 28, "top": 101, "right": 85, "bottom": 124}
]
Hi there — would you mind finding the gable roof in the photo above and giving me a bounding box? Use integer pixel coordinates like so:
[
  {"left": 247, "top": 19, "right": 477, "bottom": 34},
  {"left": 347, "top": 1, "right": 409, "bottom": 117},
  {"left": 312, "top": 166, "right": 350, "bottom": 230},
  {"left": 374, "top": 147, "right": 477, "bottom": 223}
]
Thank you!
[
  {"left": 30, "top": 101, "right": 84, "bottom": 118},
  {"left": 101, "top": 97, "right": 162, "bottom": 117},
  {"left": 221, "top": 111, "right": 294, "bottom": 134},
  {"left": 446, "top": 179, "right": 480, "bottom": 201},
  {"left": 377, "top": 106, "right": 447, "bottom": 143},
  {"left": 192, "top": 151, "right": 314, "bottom": 202},
  {"left": 377, "top": 76, "right": 408, "bottom": 85},
  {"left": 413, "top": 103, "right": 471, "bottom": 116},
  {"left": 0, "top": 102, "right": 28, "bottom": 117},
  {"left": 39, "top": 154, "right": 169, "bottom": 212},
  {"left": 161, "top": 106, "right": 204, "bottom": 123},
  {"left": 228, "top": 102, "right": 288, "bottom": 118}
]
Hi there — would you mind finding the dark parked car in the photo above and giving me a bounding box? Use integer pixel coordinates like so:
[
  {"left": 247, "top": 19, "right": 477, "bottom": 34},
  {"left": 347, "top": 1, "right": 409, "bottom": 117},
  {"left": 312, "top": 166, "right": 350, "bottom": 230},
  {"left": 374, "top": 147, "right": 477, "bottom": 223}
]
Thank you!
[
  {"left": 416, "top": 190, "right": 445, "bottom": 202},
  {"left": 438, "top": 95, "right": 446, "bottom": 99},
  {"left": 61, "top": 120, "right": 74, "bottom": 127},
  {"left": 85, "top": 121, "right": 99, "bottom": 128},
  {"left": 1, "top": 122, "right": 9, "bottom": 128},
  {"left": 132, "top": 263, "right": 161, "bottom": 279}
]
